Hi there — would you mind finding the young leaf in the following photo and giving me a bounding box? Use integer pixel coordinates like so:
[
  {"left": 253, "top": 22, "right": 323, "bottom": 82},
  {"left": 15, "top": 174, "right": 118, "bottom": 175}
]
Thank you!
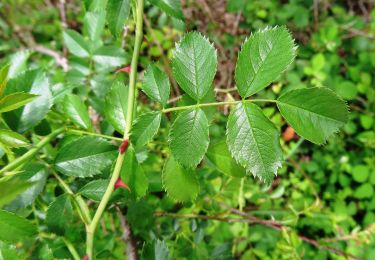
[
  {"left": 3, "top": 70, "right": 53, "bottom": 132},
  {"left": 235, "top": 26, "right": 296, "bottom": 98},
  {"left": 0, "top": 210, "right": 37, "bottom": 242},
  {"left": 148, "top": 0, "right": 184, "bottom": 20},
  {"left": 104, "top": 81, "right": 129, "bottom": 133},
  {"left": 169, "top": 108, "right": 209, "bottom": 168},
  {"left": 46, "top": 194, "right": 73, "bottom": 235},
  {"left": 277, "top": 88, "right": 348, "bottom": 144},
  {"left": 206, "top": 141, "right": 246, "bottom": 178},
  {"left": 0, "top": 129, "right": 29, "bottom": 148},
  {"left": 84, "top": 11, "right": 106, "bottom": 42},
  {"left": 162, "top": 157, "right": 199, "bottom": 202},
  {"left": 226, "top": 102, "right": 282, "bottom": 184},
  {"left": 142, "top": 64, "right": 170, "bottom": 106},
  {"left": 0, "top": 92, "right": 37, "bottom": 113},
  {"left": 120, "top": 146, "right": 148, "bottom": 199},
  {"left": 79, "top": 179, "right": 109, "bottom": 202},
  {"left": 54, "top": 136, "right": 117, "bottom": 177},
  {"left": 0, "top": 64, "right": 10, "bottom": 97},
  {"left": 63, "top": 94, "right": 92, "bottom": 130},
  {"left": 172, "top": 32, "right": 217, "bottom": 101},
  {"left": 63, "top": 29, "right": 91, "bottom": 58},
  {"left": 107, "top": 0, "right": 131, "bottom": 37},
  {"left": 131, "top": 111, "right": 161, "bottom": 148}
]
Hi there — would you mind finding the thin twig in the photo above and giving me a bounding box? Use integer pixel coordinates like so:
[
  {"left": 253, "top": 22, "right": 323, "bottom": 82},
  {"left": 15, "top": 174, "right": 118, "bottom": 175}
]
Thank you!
[
  {"left": 33, "top": 45, "right": 68, "bottom": 71},
  {"left": 116, "top": 206, "right": 138, "bottom": 260}
]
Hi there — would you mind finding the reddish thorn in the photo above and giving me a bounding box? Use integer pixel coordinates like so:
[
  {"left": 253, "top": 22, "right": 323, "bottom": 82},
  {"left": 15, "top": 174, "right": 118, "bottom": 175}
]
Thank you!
[
  {"left": 114, "top": 178, "right": 131, "bottom": 192},
  {"left": 116, "top": 66, "right": 131, "bottom": 74},
  {"left": 119, "top": 139, "right": 129, "bottom": 154},
  {"left": 82, "top": 256, "right": 89, "bottom": 260}
]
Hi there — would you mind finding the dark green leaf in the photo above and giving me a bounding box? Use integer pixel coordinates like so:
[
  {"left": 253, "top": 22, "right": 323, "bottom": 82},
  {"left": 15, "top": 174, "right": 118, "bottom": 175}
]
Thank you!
[
  {"left": 277, "top": 88, "right": 348, "bottom": 144},
  {"left": 0, "top": 177, "right": 34, "bottom": 208},
  {"left": 148, "top": 0, "right": 184, "bottom": 20},
  {"left": 141, "top": 239, "right": 170, "bottom": 260},
  {"left": 107, "top": 0, "right": 131, "bottom": 37},
  {"left": 226, "top": 102, "right": 282, "bottom": 184},
  {"left": 131, "top": 111, "right": 161, "bottom": 148},
  {"left": 54, "top": 136, "right": 117, "bottom": 177},
  {"left": 0, "top": 210, "right": 37, "bottom": 242},
  {"left": 142, "top": 64, "right": 170, "bottom": 106},
  {"left": 235, "top": 26, "right": 296, "bottom": 97},
  {"left": 46, "top": 194, "right": 73, "bottom": 235},
  {"left": 79, "top": 179, "right": 109, "bottom": 201},
  {"left": 0, "top": 92, "right": 37, "bottom": 113},
  {"left": 63, "top": 94, "right": 92, "bottom": 130}
]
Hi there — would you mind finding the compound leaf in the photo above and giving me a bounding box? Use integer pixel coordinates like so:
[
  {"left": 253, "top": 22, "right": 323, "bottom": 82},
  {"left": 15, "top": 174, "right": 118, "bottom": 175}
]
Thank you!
[
  {"left": 169, "top": 108, "right": 209, "bottom": 168},
  {"left": 172, "top": 32, "right": 217, "bottom": 101},
  {"left": 277, "top": 87, "right": 348, "bottom": 144},
  {"left": 226, "top": 102, "right": 282, "bottom": 184},
  {"left": 162, "top": 157, "right": 199, "bottom": 202},
  {"left": 235, "top": 26, "right": 296, "bottom": 98}
]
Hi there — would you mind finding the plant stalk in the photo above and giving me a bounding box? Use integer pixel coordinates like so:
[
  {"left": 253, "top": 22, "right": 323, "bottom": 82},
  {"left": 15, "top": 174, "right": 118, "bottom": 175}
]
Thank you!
[
  {"left": 0, "top": 127, "right": 65, "bottom": 175},
  {"left": 161, "top": 99, "right": 277, "bottom": 113},
  {"left": 86, "top": 0, "right": 144, "bottom": 258}
]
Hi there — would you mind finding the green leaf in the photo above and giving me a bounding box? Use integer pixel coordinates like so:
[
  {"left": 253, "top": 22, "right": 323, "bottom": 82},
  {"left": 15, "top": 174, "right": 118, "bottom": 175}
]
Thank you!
[
  {"left": 0, "top": 92, "right": 37, "bottom": 113},
  {"left": 162, "top": 157, "right": 199, "bottom": 202},
  {"left": 0, "top": 243, "right": 20, "bottom": 260},
  {"left": 104, "top": 81, "right": 129, "bottom": 133},
  {"left": 142, "top": 64, "right": 170, "bottom": 106},
  {"left": 141, "top": 239, "right": 170, "bottom": 260},
  {"left": 169, "top": 108, "right": 209, "bottom": 168},
  {"left": 0, "top": 177, "right": 34, "bottom": 208},
  {"left": 46, "top": 194, "right": 73, "bottom": 235},
  {"left": 120, "top": 146, "right": 148, "bottom": 199},
  {"left": 206, "top": 141, "right": 246, "bottom": 178},
  {"left": 63, "top": 29, "right": 90, "bottom": 58},
  {"left": 0, "top": 210, "right": 37, "bottom": 242},
  {"left": 54, "top": 136, "right": 117, "bottom": 177},
  {"left": 3, "top": 70, "right": 53, "bottom": 132},
  {"left": 131, "top": 111, "right": 161, "bottom": 148},
  {"left": 107, "top": 0, "right": 131, "bottom": 37},
  {"left": 93, "top": 46, "right": 127, "bottom": 68},
  {"left": 226, "top": 102, "right": 282, "bottom": 184},
  {"left": 63, "top": 94, "right": 92, "bottom": 130},
  {"left": 277, "top": 88, "right": 348, "bottom": 144},
  {"left": 172, "top": 32, "right": 217, "bottom": 101},
  {"left": 79, "top": 179, "right": 109, "bottom": 201},
  {"left": 84, "top": 11, "right": 106, "bottom": 42},
  {"left": 0, "top": 64, "right": 10, "bottom": 97},
  {"left": 0, "top": 129, "right": 29, "bottom": 148},
  {"left": 7, "top": 51, "right": 31, "bottom": 79},
  {"left": 235, "top": 26, "right": 296, "bottom": 98},
  {"left": 148, "top": 0, "right": 184, "bottom": 20},
  {"left": 5, "top": 164, "right": 48, "bottom": 211}
]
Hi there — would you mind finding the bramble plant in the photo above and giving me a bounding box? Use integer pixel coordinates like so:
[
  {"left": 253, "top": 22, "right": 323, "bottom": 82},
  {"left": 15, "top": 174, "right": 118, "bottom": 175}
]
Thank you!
[{"left": 0, "top": 0, "right": 354, "bottom": 259}]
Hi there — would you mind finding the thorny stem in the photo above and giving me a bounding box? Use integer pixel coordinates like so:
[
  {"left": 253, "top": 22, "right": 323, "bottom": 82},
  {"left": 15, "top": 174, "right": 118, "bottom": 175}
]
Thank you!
[
  {"left": 86, "top": 0, "right": 144, "bottom": 258},
  {"left": 161, "top": 99, "right": 277, "bottom": 113}
]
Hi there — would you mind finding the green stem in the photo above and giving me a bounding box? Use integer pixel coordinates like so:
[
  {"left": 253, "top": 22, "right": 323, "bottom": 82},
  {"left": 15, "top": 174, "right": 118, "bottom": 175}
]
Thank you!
[
  {"left": 0, "top": 127, "right": 65, "bottom": 175},
  {"left": 67, "top": 129, "right": 123, "bottom": 141},
  {"left": 86, "top": 0, "right": 144, "bottom": 258},
  {"left": 161, "top": 99, "right": 277, "bottom": 113},
  {"left": 285, "top": 138, "right": 305, "bottom": 160},
  {"left": 62, "top": 237, "right": 81, "bottom": 260}
]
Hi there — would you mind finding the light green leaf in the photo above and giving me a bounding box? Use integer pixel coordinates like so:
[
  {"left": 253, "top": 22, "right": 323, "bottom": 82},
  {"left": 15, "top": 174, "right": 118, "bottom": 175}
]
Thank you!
[
  {"left": 7, "top": 51, "right": 31, "bottom": 79},
  {"left": 54, "top": 136, "right": 117, "bottom": 177},
  {"left": 0, "top": 243, "right": 20, "bottom": 260},
  {"left": 63, "top": 94, "right": 92, "bottom": 130},
  {"left": 169, "top": 108, "right": 209, "bottom": 168},
  {"left": 226, "top": 102, "right": 282, "bottom": 184},
  {"left": 79, "top": 179, "right": 109, "bottom": 202},
  {"left": 172, "top": 32, "right": 217, "bottom": 101},
  {"left": 277, "top": 88, "right": 348, "bottom": 144},
  {"left": 0, "top": 177, "right": 34, "bottom": 208},
  {"left": 46, "top": 194, "right": 73, "bottom": 235},
  {"left": 107, "top": 0, "right": 131, "bottom": 37},
  {"left": 0, "top": 64, "right": 10, "bottom": 97},
  {"left": 206, "top": 141, "right": 245, "bottom": 178},
  {"left": 0, "top": 92, "right": 37, "bottom": 113},
  {"left": 162, "top": 157, "right": 199, "bottom": 202},
  {"left": 148, "top": 0, "right": 184, "bottom": 20},
  {"left": 3, "top": 70, "right": 53, "bottom": 132},
  {"left": 93, "top": 46, "right": 127, "bottom": 68},
  {"left": 0, "top": 129, "right": 29, "bottom": 148},
  {"left": 235, "top": 26, "right": 296, "bottom": 98},
  {"left": 120, "top": 146, "right": 148, "bottom": 199},
  {"left": 0, "top": 210, "right": 37, "bottom": 242},
  {"left": 142, "top": 64, "right": 170, "bottom": 106},
  {"left": 84, "top": 11, "right": 106, "bottom": 42},
  {"left": 131, "top": 111, "right": 161, "bottom": 148},
  {"left": 104, "top": 81, "right": 129, "bottom": 133},
  {"left": 63, "top": 29, "right": 90, "bottom": 58}
]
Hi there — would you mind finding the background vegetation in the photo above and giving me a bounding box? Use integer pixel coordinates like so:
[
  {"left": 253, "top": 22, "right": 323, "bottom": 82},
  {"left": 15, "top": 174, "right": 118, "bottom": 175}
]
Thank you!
[{"left": 0, "top": 0, "right": 374, "bottom": 259}]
